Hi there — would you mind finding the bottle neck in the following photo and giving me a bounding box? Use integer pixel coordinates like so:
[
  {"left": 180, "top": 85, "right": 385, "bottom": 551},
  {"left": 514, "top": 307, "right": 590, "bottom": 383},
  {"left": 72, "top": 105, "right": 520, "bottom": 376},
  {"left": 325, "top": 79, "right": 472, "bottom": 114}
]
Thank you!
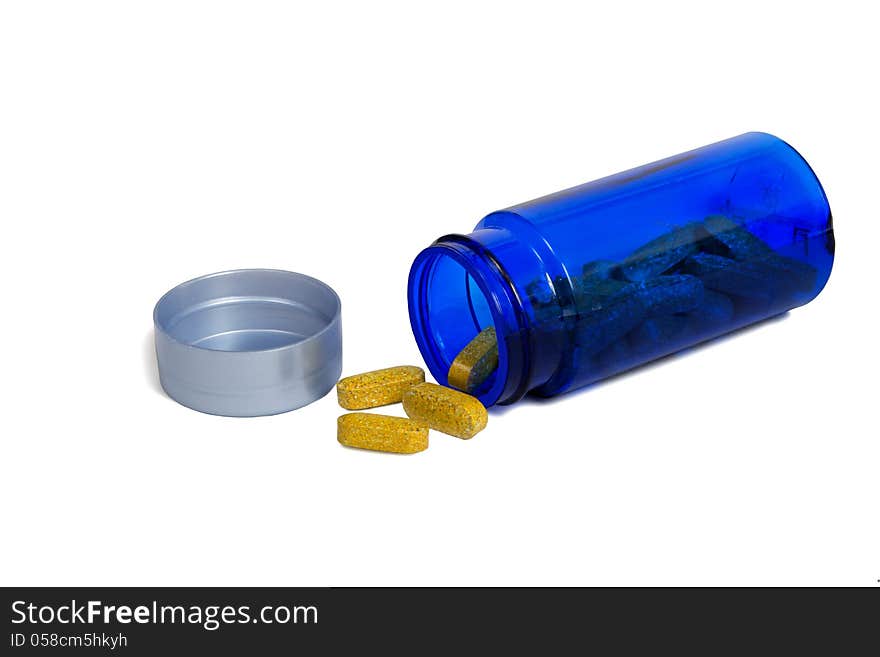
[{"left": 407, "top": 229, "right": 549, "bottom": 406}]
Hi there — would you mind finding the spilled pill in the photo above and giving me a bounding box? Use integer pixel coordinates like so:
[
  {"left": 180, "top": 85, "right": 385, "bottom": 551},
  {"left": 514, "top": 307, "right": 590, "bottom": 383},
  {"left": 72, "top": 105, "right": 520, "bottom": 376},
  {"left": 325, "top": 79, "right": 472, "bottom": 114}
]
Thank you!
[
  {"left": 337, "top": 413, "right": 429, "bottom": 454},
  {"left": 336, "top": 365, "right": 425, "bottom": 410},
  {"left": 447, "top": 327, "right": 498, "bottom": 394},
  {"left": 402, "top": 382, "right": 488, "bottom": 440}
]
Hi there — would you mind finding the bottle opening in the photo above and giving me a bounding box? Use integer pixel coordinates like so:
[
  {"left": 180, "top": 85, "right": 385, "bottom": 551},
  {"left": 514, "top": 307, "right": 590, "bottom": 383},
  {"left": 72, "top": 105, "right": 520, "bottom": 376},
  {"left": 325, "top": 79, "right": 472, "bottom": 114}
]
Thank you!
[{"left": 408, "top": 240, "right": 522, "bottom": 407}]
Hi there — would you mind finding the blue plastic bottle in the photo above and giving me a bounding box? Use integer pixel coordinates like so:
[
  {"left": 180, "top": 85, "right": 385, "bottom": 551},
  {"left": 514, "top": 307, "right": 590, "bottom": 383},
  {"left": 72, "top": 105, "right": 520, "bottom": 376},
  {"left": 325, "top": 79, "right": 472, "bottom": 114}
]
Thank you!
[{"left": 407, "top": 132, "right": 834, "bottom": 407}]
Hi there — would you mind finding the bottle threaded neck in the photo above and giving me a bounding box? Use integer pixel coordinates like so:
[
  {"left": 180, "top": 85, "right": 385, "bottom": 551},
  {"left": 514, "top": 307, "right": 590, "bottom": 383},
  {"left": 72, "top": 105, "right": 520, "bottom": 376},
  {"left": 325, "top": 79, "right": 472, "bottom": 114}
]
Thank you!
[{"left": 407, "top": 233, "right": 532, "bottom": 406}]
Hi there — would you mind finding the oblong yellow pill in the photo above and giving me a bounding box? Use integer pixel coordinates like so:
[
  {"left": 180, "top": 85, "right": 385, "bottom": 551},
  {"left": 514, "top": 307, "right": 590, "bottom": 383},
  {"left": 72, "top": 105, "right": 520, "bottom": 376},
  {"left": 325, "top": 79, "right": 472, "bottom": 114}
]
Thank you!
[
  {"left": 336, "top": 365, "right": 425, "bottom": 410},
  {"left": 448, "top": 327, "right": 498, "bottom": 393},
  {"left": 337, "top": 413, "right": 429, "bottom": 454},
  {"left": 402, "top": 382, "right": 488, "bottom": 440}
]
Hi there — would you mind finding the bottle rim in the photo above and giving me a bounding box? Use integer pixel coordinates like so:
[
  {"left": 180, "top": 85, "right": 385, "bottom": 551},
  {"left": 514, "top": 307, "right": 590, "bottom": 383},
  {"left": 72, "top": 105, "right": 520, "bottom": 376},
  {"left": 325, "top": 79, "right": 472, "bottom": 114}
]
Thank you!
[{"left": 407, "top": 234, "right": 532, "bottom": 406}]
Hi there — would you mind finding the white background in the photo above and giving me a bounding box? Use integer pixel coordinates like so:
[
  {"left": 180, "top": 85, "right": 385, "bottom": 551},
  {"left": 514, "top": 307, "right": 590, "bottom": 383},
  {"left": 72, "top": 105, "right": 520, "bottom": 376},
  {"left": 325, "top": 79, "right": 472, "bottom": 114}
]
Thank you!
[{"left": 1, "top": 1, "right": 877, "bottom": 586}]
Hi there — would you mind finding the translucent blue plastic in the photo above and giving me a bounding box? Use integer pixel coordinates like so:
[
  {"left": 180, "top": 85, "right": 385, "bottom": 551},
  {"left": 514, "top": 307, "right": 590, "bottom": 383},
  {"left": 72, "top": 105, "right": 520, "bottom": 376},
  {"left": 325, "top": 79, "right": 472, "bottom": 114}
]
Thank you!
[{"left": 408, "top": 132, "right": 833, "bottom": 407}]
